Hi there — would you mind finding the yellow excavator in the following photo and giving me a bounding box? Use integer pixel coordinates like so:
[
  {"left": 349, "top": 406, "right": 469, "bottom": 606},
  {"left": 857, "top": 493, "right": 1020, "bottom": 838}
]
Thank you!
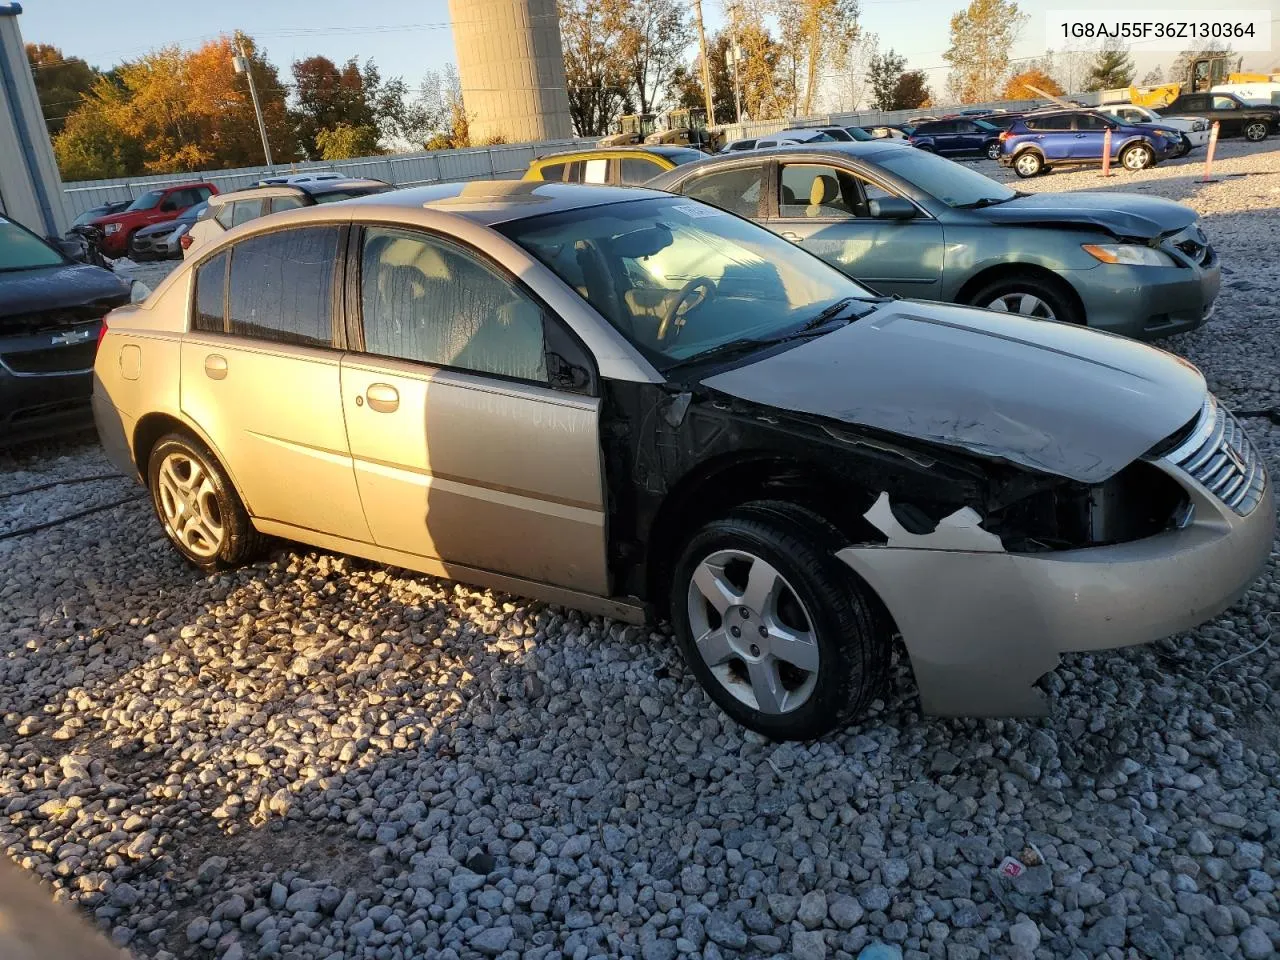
[
  {"left": 599, "top": 114, "right": 657, "bottom": 147},
  {"left": 1130, "top": 55, "right": 1280, "bottom": 108},
  {"left": 644, "top": 108, "right": 723, "bottom": 151}
]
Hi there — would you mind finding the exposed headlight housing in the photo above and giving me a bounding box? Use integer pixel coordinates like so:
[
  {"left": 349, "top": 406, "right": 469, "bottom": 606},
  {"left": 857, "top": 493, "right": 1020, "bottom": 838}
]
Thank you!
[
  {"left": 104, "top": 223, "right": 121, "bottom": 235},
  {"left": 1082, "top": 243, "right": 1174, "bottom": 267},
  {"left": 130, "top": 280, "right": 152, "bottom": 303}
]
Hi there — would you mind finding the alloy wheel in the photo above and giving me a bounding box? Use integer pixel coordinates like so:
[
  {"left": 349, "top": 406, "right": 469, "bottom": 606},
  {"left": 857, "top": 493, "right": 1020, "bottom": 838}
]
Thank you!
[
  {"left": 156, "top": 451, "right": 225, "bottom": 558},
  {"left": 1245, "top": 122, "right": 1267, "bottom": 142},
  {"left": 986, "top": 142, "right": 1001, "bottom": 160},
  {"left": 1124, "top": 146, "right": 1152, "bottom": 170},
  {"left": 985, "top": 292, "right": 1056, "bottom": 320},
  {"left": 1015, "top": 153, "right": 1041, "bottom": 176},
  {"left": 686, "top": 549, "right": 820, "bottom": 714}
]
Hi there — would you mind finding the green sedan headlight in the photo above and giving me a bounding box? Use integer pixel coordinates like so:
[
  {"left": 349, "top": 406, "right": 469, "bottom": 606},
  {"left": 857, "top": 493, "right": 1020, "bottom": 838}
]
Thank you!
[{"left": 1082, "top": 243, "right": 1175, "bottom": 267}]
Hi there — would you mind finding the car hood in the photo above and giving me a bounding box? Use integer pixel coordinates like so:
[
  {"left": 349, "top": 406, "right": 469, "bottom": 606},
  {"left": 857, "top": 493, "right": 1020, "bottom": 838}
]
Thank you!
[
  {"left": 0, "top": 263, "right": 130, "bottom": 320},
  {"left": 702, "top": 301, "right": 1205, "bottom": 484},
  {"left": 135, "top": 220, "right": 182, "bottom": 238},
  {"left": 977, "top": 191, "right": 1198, "bottom": 239}
]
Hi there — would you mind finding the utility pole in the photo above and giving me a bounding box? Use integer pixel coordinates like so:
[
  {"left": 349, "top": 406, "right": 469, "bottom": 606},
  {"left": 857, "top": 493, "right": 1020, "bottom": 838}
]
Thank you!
[
  {"left": 691, "top": 0, "right": 716, "bottom": 125},
  {"left": 233, "top": 37, "right": 274, "bottom": 170},
  {"left": 728, "top": 2, "right": 742, "bottom": 124}
]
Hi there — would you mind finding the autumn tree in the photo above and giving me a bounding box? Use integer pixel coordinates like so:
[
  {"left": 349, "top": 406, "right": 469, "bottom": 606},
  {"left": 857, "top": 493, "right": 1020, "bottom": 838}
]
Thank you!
[
  {"left": 408, "top": 64, "right": 470, "bottom": 150},
  {"left": 619, "top": 0, "right": 692, "bottom": 115},
  {"left": 291, "top": 56, "right": 408, "bottom": 158},
  {"left": 559, "top": 0, "right": 631, "bottom": 137},
  {"left": 1001, "top": 67, "right": 1063, "bottom": 99},
  {"left": 868, "top": 48, "right": 907, "bottom": 110},
  {"left": 771, "top": 0, "right": 860, "bottom": 116},
  {"left": 891, "top": 70, "right": 932, "bottom": 109},
  {"left": 672, "top": 33, "right": 737, "bottom": 123},
  {"left": 1139, "top": 66, "right": 1164, "bottom": 85},
  {"left": 26, "top": 44, "right": 98, "bottom": 136},
  {"left": 944, "top": 0, "right": 1027, "bottom": 103},
  {"left": 315, "top": 124, "right": 381, "bottom": 159},
  {"left": 1086, "top": 42, "right": 1135, "bottom": 91},
  {"left": 52, "top": 34, "right": 290, "bottom": 179}
]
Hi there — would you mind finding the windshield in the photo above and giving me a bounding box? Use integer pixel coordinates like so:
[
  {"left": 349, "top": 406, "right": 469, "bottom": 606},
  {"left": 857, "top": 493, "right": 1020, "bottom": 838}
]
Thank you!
[
  {"left": 845, "top": 126, "right": 873, "bottom": 141},
  {"left": 126, "top": 190, "right": 164, "bottom": 212},
  {"left": 72, "top": 207, "right": 105, "bottom": 228},
  {"left": 0, "top": 216, "right": 66, "bottom": 271},
  {"left": 312, "top": 185, "right": 394, "bottom": 204},
  {"left": 873, "top": 148, "right": 1017, "bottom": 207},
  {"left": 500, "top": 197, "right": 875, "bottom": 372}
]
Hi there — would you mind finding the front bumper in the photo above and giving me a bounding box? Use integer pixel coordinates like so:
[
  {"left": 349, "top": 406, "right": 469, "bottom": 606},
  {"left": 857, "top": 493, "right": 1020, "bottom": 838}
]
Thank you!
[
  {"left": 0, "top": 323, "right": 101, "bottom": 446},
  {"left": 131, "top": 231, "right": 178, "bottom": 259},
  {"left": 837, "top": 456, "right": 1273, "bottom": 717},
  {"left": 1067, "top": 255, "right": 1220, "bottom": 340}
]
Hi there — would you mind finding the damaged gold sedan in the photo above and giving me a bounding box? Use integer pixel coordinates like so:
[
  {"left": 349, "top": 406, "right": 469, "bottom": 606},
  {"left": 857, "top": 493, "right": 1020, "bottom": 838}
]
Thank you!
[{"left": 92, "top": 182, "right": 1273, "bottom": 740}]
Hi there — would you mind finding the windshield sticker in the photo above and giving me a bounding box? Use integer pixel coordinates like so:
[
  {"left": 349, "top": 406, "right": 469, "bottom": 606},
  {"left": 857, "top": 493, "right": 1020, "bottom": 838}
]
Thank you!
[{"left": 671, "top": 204, "right": 725, "bottom": 219}]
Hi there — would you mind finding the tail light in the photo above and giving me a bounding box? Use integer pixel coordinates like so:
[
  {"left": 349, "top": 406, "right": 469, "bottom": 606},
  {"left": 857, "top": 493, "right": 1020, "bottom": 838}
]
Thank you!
[
  {"left": 180, "top": 232, "right": 193, "bottom": 250},
  {"left": 999, "top": 131, "right": 1010, "bottom": 141},
  {"left": 97, "top": 319, "right": 108, "bottom": 348}
]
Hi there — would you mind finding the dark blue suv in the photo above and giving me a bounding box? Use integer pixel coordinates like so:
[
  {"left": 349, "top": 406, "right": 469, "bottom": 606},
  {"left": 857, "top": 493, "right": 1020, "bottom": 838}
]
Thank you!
[
  {"left": 908, "top": 118, "right": 1004, "bottom": 160},
  {"left": 999, "top": 110, "right": 1181, "bottom": 178}
]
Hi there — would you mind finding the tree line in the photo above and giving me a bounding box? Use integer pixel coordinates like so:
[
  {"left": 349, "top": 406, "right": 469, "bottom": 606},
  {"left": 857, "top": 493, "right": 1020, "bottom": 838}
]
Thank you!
[
  {"left": 28, "top": 36, "right": 474, "bottom": 181},
  {"left": 30, "top": 0, "right": 1235, "bottom": 181}
]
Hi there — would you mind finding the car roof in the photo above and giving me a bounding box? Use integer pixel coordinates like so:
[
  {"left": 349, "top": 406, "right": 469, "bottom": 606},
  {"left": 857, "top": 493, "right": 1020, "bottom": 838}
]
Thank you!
[
  {"left": 209, "top": 179, "right": 388, "bottom": 205},
  {"left": 534, "top": 145, "right": 699, "bottom": 161},
  {"left": 651, "top": 141, "right": 917, "bottom": 178},
  {"left": 336, "top": 180, "right": 665, "bottom": 226}
]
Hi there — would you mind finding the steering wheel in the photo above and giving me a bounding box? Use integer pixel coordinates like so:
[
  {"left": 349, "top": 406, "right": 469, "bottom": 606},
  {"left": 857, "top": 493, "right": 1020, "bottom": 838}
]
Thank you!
[{"left": 657, "top": 278, "right": 714, "bottom": 342}]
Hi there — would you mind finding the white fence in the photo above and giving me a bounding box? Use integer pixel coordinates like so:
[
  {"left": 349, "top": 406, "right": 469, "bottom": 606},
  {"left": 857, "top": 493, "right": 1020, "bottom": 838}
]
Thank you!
[
  {"left": 60, "top": 138, "right": 595, "bottom": 220},
  {"left": 60, "top": 91, "right": 1107, "bottom": 220}
]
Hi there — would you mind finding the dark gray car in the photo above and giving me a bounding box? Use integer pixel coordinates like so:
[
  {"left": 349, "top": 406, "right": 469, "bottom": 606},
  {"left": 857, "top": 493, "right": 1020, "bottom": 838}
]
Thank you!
[{"left": 647, "top": 142, "right": 1220, "bottom": 340}]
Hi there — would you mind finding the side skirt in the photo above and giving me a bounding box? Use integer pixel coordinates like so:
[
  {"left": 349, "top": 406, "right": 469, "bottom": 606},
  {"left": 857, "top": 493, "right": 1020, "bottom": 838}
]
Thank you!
[{"left": 252, "top": 518, "right": 647, "bottom": 625}]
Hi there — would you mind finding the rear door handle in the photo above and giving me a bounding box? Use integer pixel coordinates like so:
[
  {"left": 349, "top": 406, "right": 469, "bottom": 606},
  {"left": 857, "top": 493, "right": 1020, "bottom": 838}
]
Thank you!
[
  {"left": 204, "top": 354, "right": 228, "bottom": 380},
  {"left": 365, "top": 383, "right": 399, "bottom": 413},
  {"left": 779, "top": 231, "right": 802, "bottom": 242}
]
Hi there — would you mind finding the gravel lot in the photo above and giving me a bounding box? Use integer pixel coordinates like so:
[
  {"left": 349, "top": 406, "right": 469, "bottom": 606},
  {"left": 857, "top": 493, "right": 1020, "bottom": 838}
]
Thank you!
[{"left": 3, "top": 140, "right": 1280, "bottom": 960}]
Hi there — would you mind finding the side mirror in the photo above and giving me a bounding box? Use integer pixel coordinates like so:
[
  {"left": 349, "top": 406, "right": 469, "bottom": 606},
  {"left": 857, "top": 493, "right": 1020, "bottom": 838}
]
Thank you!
[{"left": 868, "top": 197, "right": 916, "bottom": 220}]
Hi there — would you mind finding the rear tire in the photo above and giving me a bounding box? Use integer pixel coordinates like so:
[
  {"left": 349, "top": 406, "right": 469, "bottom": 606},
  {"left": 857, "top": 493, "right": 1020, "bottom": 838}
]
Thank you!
[
  {"left": 969, "top": 271, "right": 1083, "bottom": 325},
  {"left": 147, "top": 432, "right": 265, "bottom": 572},
  {"left": 1244, "top": 121, "right": 1269, "bottom": 142},
  {"left": 671, "top": 501, "right": 892, "bottom": 741},
  {"left": 985, "top": 140, "right": 1002, "bottom": 161},
  {"left": 1013, "top": 151, "right": 1043, "bottom": 178}
]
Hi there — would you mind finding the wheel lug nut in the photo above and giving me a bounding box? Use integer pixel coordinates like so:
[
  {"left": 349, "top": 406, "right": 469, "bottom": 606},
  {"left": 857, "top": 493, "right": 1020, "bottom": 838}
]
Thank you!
[
  {"left": 758, "top": 626, "right": 767, "bottom": 638},
  {"left": 749, "top": 644, "right": 761, "bottom": 656},
  {"left": 729, "top": 626, "right": 741, "bottom": 638},
  {"left": 740, "top": 608, "right": 750, "bottom": 619}
]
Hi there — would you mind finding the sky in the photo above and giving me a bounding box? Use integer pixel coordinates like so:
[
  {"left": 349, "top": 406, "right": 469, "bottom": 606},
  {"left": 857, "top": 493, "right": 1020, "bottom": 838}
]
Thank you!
[{"left": 15, "top": 0, "right": 1280, "bottom": 97}]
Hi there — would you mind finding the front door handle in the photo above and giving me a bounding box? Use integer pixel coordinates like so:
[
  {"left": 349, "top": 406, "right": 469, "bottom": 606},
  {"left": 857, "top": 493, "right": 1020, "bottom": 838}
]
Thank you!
[
  {"left": 365, "top": 383, "right": 399, "bottom": 413},
  {"left": 204, "top": 354, "right": 228, "bottom": 380},
  {"left": 779, "top": 231, "right": 802, "bottom": 242}
]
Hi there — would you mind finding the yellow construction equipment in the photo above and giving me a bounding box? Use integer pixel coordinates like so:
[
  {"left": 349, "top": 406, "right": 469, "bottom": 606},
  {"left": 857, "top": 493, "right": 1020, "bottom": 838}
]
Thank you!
[
  {"left": 644, "top": 108, "right": 721, "bottom": 150},
  {"left": 599, "top": 114, "right": 656, "bottom": 147},
  {"left": 1128, "top": 55, "right": 1280, "bottom": 108}
]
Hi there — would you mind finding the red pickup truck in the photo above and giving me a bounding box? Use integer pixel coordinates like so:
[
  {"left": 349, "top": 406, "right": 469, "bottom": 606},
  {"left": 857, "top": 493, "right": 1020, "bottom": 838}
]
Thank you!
[{"left": 91, "top": 182, "right": 218, "bottom": 258}]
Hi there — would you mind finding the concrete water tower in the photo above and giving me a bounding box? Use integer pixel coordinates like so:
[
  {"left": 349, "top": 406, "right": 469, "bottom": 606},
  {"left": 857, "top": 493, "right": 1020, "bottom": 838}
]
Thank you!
[{"left": 448, "top": 0, "right": 574, "bottom": 143}]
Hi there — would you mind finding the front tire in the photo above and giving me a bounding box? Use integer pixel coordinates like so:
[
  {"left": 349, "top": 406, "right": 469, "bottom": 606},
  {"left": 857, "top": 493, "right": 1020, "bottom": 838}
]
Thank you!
[
  {"left": 1013, "top": 151, "right": 1043, "bottom": 178},
  {"left": 1120, "top": 143, "right": 1154, "bottom": 171},
  {"left": 671, "top": 501, "right": 891, "bottom": 740},
  {"left": 1176, "top": 135, "right": 1192, "bottom": 158},
  {"left": 147, "top": 433, "right": 265, "bottom": 572},
  {"left": 1244, "top": 121, "right": 1269, "bottom": 142},
  {"left": 969, "top": 272, "right": 1083, "bottom": 325}
]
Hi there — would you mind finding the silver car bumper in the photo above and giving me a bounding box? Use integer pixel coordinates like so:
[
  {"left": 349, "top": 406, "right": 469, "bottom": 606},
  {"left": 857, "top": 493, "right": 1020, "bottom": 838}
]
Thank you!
[{"left": 836, "top": 434, "right": 1273, "bottom": 717}]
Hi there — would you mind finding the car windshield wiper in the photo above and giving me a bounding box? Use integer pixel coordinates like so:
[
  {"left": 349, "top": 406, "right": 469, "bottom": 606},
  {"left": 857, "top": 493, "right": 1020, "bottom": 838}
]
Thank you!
[
  {"left": 955, "top": 195, "right": 1017, "bottom": 209},
  {"left": 664, "top": 336, "right": 789, "bottom": 372},
  {"left": 797, "top": 296, "right": 860, "bottom": 332}
]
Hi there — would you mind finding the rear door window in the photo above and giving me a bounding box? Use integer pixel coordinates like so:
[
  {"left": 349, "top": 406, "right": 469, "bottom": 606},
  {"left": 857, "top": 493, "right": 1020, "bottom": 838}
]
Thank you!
[
  {"left": 583, "top": 159, "right": 608, "bottom": 184},
  {"left": 270, "top": 195, "right": 308, "bottom": 213},
  {"left": 192, "top": 251, "right": 228, "bottom": 333},
  {"left": 1074, "top": 113, "right": 1111, "bottom": 130},
  {"left": 225, "top": 226, "right": 340, "bottom": 348},
  {"left": 1025, "top": 115, "right": 1071, "bottom": 131},
  {"left": 231, "top": 199, "right": 266, "bottom": 227},
  {"left": 681, "top": 164, "right": 764, "bottom": 218},
  {"left": 619, "top": 156, "right": 665, "bottom": 185}
]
